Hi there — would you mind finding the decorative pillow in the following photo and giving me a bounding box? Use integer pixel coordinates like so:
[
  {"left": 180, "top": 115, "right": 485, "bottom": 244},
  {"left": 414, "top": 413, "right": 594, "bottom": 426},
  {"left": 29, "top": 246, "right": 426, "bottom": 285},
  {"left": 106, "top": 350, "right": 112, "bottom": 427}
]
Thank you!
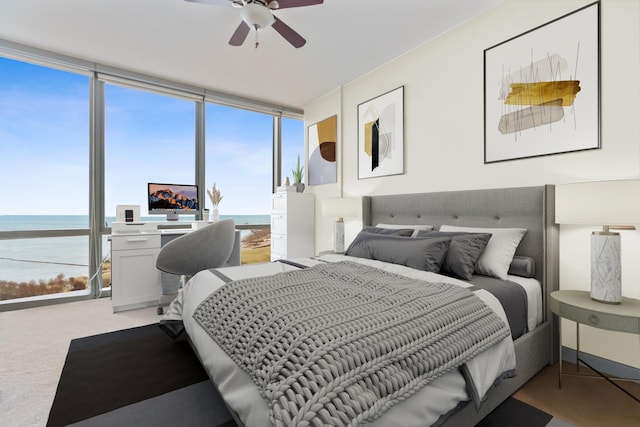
[
  {"left": 362, "top": 226, "right": 414, "bottom": 236},
  {"left": 508, "top": 256, "right": 536, "bottom": 278},
  {"left": 416, "top": 231, "right": 492, "bottom": 281},
  {"left": 375, "top": 223, "right": 434, "bottom": 237},
  {"left": 345, "top": 231, "right": 450, "bottom": 272},
  {"left": 439, "top": 225, "right": 527, "bottom": 280}
]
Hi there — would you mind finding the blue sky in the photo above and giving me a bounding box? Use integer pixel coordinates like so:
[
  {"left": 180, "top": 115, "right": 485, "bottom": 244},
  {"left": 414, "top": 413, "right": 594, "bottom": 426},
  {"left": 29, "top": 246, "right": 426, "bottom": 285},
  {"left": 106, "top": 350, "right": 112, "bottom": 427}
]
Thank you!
[{"left": 0, "top": 56, "right": 303, "bottom": 216}]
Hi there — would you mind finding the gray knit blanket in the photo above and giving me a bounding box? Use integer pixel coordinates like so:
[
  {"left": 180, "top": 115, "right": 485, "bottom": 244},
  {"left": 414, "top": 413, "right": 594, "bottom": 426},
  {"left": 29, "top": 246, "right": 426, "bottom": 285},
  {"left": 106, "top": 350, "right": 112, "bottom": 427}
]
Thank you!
[{"left": 194, "top": 261, "right": 510, "bottom": 427}]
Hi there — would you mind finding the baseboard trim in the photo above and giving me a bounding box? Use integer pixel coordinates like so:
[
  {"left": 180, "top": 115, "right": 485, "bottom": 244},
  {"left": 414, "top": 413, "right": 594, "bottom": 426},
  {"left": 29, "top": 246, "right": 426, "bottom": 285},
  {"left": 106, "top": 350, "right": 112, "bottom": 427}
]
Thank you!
[{"left": 562, "top": 346, "right": 640, "bottom": 381}]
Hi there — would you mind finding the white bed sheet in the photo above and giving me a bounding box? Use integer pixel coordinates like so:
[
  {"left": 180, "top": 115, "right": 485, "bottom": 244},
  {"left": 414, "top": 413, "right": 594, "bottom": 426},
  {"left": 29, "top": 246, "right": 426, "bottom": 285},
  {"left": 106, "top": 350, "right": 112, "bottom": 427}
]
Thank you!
[
  {"left": 164, "top": 255, "right": 516, "bottom": 427},
  {"left": 505, "top": 274, "right": 543, "bottom": 332}
]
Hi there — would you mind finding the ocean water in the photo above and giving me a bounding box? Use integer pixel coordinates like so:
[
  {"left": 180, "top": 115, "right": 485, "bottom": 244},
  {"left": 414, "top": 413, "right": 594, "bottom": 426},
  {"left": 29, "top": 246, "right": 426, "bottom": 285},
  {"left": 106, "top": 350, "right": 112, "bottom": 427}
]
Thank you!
[{"left": 0, "top": 215, "right": 270, "bottom": 283}]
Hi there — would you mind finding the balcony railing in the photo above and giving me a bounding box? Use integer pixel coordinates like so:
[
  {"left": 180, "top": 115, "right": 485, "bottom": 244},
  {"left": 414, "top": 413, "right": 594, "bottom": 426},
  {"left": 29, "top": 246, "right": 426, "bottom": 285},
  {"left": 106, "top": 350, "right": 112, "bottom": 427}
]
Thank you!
[{"left": 0, "top": 223, "right": 271, "bottom": 308}]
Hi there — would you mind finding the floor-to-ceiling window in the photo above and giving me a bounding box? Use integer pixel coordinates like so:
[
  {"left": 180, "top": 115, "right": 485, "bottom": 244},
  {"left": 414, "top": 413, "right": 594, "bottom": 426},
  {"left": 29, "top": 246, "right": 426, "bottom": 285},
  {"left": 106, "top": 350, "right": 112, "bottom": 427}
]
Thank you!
[
  {"left": 0, "top": 42, "right": 304, "bottom": 308},
  {"left": 281, "top": 117, "right": 305, "bottom": 186},
  {"left": 0, "top": 57, "right": 90, "bottom": 302},
  {"left": 204, "top": 103, "right": 273, "bottom": 263},
  {"left": 102, "top": 83, "right": 197, "bottom": 286},
  {"left": 104, "top": 84, "right": 196, "bottom": 218}
]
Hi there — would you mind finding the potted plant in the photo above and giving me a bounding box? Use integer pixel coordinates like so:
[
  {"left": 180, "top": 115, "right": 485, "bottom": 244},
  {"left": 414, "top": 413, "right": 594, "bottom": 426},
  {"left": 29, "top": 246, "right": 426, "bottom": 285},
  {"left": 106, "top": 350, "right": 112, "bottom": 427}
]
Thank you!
[{"left": 291, "top": 154, "right": 305, "bottom": 193}]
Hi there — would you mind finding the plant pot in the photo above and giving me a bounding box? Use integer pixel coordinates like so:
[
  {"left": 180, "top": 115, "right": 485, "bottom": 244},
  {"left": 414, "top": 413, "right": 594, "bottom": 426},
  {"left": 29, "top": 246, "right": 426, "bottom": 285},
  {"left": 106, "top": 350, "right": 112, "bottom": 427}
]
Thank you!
[
  {"left": 211, "top": 207, "right": 219, "bottom": 222},
  {"left": 294, "top": 183, "right": 305, "bottom": 193}
]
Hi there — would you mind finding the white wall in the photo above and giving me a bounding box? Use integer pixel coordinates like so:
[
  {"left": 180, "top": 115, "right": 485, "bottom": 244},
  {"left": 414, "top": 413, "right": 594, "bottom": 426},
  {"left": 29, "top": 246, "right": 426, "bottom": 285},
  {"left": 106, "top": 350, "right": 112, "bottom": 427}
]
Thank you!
[{"left": 304, "top": 0, "right": 640, "bottom": 368}]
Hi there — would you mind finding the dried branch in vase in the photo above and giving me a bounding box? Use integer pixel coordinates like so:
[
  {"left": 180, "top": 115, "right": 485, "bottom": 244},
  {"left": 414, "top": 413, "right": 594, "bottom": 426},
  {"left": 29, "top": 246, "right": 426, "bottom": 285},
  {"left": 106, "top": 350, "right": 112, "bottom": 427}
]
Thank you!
[{"left": 207, "top": 182, "right": 223, "bottom": 207}]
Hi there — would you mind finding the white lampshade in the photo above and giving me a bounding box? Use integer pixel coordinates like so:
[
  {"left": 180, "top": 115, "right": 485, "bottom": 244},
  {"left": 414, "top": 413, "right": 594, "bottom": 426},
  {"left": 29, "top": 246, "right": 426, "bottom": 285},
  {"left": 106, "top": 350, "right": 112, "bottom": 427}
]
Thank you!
[
  {"left": 555, "top": 180, "right": 640, "bottom": 226},
  {"left": 322, "top": 198, "right": 360, "bottom": 220}
]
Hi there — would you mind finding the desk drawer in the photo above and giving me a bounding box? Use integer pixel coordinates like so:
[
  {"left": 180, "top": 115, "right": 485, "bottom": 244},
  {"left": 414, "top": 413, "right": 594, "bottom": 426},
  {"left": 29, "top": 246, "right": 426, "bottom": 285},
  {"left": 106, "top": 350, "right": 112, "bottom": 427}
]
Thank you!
[{"left": 111, "top": 234, "right": 161, "bottom": 251}]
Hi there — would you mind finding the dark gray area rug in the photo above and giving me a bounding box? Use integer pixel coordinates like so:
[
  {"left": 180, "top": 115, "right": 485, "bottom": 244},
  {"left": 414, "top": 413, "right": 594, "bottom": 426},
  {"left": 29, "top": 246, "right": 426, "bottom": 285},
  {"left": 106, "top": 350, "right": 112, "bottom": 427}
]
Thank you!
[
  {"left": 48, "top": 323, "right": 568, "bottom": 427},
  {"left": 46, "top": 323, "right": 236, "bottom": 427},
  {"left": 477, "top": 397, "right": 573, "bottom": 427}
]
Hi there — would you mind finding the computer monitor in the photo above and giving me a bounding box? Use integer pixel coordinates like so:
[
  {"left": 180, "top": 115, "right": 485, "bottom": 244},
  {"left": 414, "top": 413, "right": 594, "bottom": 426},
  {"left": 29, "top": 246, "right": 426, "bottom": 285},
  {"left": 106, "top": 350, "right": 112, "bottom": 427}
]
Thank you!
[{"left": 147, "top": 183, "right": 199, "bottom": 221}]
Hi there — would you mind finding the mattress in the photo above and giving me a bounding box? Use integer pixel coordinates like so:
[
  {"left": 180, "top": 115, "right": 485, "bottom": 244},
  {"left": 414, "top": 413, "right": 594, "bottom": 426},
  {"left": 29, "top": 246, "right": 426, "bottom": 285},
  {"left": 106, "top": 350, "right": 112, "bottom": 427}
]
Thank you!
[{"left": 162, "top": 255, "right": 520, "bottom": 426}]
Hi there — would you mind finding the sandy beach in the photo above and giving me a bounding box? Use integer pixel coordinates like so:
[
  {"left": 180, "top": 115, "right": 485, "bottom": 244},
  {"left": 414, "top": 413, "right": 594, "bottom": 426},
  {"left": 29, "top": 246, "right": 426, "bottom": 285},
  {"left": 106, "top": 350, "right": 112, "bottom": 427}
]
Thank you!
[{"left": 241, "top": 229, "right": 271, "bottom": 248}]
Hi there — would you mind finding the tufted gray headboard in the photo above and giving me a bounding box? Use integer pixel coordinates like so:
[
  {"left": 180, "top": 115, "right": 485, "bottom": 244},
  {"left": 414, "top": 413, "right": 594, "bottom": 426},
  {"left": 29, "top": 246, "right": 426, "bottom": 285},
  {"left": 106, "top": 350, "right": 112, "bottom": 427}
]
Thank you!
[{"left": 362, "top": 185, "right": 559, "bottom": 323}]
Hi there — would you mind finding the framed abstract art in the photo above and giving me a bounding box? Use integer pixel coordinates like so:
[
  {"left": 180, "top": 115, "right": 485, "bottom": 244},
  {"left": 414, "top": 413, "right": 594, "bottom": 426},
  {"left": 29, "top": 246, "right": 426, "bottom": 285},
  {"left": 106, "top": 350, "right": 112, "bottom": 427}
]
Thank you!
[
  {"left": 357, "top": 86, "right": 404, "bottom": 179},
  {"left": 308, "top": 115, "right": 337, "bottom": 185},
  {"left": 484, "top": 2, "right": 600, "bottom": 163}
]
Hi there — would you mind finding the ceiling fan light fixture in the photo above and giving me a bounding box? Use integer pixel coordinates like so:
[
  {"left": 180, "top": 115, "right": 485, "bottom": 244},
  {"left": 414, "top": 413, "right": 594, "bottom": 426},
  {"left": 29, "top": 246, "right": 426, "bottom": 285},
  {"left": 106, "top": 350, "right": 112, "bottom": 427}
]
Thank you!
[{"left": 241, "top": 3, "right": 275, "bottom": 30}]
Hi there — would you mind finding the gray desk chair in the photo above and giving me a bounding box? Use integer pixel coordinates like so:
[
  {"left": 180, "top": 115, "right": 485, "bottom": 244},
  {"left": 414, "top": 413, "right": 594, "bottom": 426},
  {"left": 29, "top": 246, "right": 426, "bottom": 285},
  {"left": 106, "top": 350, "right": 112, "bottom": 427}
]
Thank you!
[{"left": 155, "top": 218, "right": 236, "bottom": 314}]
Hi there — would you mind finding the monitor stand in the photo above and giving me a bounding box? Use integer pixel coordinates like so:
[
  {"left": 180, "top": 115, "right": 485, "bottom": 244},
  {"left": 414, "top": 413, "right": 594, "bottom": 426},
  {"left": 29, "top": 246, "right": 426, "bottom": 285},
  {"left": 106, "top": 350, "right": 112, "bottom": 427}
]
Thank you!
[{"left": 166, "top": 211, "right": 179, "bottom": 221}]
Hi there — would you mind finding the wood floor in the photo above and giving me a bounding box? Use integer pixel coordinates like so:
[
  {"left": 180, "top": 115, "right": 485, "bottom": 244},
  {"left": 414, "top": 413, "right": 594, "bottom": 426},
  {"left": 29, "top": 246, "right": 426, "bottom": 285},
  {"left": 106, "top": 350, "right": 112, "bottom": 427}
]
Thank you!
[{"left": 514, "top": 361, "right": 640, "bottom": 427}]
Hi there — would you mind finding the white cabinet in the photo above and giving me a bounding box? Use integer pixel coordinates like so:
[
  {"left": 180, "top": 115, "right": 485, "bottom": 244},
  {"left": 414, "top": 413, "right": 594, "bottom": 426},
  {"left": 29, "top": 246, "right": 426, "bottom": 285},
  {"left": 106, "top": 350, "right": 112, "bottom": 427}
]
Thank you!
[
  {"left": 110, "top": 234, "right": 162, "bottom": 312},
  {"left": 110, "top": 227, "right": 243, "bottom": 313},
  {"left": 271, "top": 192, "right": 315, "bottom": 261}
]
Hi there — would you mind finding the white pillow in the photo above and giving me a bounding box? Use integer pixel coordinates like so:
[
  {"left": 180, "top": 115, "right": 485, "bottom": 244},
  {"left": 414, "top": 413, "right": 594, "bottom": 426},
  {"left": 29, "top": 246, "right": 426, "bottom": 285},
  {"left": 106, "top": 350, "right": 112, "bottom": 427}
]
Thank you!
[
  {"left": 439, "top": 225, "right": 527, "bottom": 280},
  {"left": 375, "top": 223, "right": 434, "bottom": 238}
]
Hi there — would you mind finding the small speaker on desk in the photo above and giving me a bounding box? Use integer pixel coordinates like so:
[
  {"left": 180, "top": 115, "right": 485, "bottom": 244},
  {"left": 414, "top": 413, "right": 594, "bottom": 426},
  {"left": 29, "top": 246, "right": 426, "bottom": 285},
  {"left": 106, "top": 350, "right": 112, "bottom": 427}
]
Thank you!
[{"left": 116, "top": 205, "right": 140, "bottom": 223}]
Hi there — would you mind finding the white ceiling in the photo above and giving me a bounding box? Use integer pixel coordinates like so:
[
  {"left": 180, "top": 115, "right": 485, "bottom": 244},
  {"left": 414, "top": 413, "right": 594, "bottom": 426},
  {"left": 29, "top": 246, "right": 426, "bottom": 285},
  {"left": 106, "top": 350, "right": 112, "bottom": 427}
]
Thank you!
[{"left": 0, "top": 0, "right": 503, "bottom": 111}]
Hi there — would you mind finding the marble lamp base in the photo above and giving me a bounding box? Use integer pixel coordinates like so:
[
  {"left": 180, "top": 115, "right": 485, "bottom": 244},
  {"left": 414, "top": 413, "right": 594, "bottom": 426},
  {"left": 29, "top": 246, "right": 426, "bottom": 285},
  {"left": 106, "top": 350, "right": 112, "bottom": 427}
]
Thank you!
[
  {"left": 333, "top": 218, "right": 346, "bottom": 254},
  {"left": 591, "top": 231, "right": 622, "bottom": 304}
]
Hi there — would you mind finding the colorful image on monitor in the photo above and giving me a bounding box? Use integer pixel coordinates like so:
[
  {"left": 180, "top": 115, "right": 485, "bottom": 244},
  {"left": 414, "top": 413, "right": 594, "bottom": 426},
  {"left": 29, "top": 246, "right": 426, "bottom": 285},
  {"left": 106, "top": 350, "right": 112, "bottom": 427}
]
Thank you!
[{"left": 148, "top": 183, "right": 199, "bottom": 213}]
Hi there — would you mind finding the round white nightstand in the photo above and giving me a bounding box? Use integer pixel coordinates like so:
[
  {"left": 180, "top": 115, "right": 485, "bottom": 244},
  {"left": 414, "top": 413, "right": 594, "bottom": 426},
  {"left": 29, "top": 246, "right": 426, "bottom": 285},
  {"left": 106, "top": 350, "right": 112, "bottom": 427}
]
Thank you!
[{"left": 550, "top": 290, "right": 640, "bottom": 402}]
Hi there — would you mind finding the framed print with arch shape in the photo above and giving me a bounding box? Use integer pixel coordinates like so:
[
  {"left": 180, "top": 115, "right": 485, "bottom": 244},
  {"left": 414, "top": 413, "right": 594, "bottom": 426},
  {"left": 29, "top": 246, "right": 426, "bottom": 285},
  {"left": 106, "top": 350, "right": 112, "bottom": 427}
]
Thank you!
[
  {"left": 357, "top": 86, "right": 404, "bottom": 179},
  {"left": 308, "top": 115, "right": 337, "bottom": 185},
  {"left": 484, "top": 2, "right": 600, "bottom": 163}
]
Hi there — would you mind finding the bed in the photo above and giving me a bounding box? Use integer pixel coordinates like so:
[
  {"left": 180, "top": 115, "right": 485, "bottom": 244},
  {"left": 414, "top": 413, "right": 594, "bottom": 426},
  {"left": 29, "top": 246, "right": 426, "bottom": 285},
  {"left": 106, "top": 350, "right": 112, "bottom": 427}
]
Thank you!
[{"left": 161, "top": 185, "right": 559, "bottom": 426}]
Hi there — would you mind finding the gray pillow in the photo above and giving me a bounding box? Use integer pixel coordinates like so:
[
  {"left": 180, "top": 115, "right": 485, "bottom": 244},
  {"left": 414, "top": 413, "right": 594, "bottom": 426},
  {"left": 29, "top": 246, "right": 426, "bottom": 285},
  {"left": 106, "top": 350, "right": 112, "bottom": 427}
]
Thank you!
[
  {"left": 416, "top": 231, "right": 492, "bottom": 281},
  {"left": 375, "top": 223, "right": 434, "bottom": 237},
  {"left": 508, "top": 256, "right": 536, "bottom": 278},
  {"left": 361, "top": 226, "right": 414, "bottom": 236},
  {"left": 345, "top": 232, "right": 450, "bottom": 272},
  {"left": 439, "top": 225, "right": 527, "bottom": 280}
]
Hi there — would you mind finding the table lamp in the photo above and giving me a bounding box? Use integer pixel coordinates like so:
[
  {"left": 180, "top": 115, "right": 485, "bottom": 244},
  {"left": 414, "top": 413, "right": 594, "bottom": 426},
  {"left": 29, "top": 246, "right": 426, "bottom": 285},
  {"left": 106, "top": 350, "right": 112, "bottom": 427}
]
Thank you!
[
  {"left": 322, "top": 198, "right": 360, "bottom": 253},
  {"left": 555, "top": 180, "right": 640, "bottom": 304}
]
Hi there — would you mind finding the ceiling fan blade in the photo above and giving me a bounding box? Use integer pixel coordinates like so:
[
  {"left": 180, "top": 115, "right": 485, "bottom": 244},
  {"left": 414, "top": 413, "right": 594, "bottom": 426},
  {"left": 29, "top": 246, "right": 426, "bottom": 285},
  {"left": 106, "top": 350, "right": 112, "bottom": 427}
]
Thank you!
[
  {"left": 272, "top": 16, "right": 306, "bottom": 48},
  {"left": 273, "top": 0, "right": 323, "bottom": 9},
  {"left": 229, "top": 21, "right": 251, "bottom": 46},
  {"left": 184, "top": 0, "right": 237, "bottom": 6}
]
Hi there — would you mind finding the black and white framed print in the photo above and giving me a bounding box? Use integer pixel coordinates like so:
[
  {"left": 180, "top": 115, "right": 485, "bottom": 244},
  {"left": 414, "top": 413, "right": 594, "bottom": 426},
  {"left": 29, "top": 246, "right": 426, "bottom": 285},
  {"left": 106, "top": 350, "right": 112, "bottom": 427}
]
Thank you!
[{"left": 357, "top": 86, "right": 404, "bottom": 179}]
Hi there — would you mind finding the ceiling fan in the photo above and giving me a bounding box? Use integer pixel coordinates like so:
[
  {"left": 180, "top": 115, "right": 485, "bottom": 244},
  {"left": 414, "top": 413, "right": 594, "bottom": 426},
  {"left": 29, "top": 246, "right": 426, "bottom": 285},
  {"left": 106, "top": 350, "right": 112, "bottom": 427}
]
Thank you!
[{"left": 185, "top": 0, "right": 323, "bottom": 48}]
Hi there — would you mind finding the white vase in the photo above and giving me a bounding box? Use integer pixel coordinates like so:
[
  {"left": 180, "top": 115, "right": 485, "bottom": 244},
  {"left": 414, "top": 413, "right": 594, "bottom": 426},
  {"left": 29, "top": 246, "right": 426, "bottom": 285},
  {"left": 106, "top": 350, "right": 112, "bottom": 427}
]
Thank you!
[{"left": 211, "top": 207, "right": 219, "bottom": 222}]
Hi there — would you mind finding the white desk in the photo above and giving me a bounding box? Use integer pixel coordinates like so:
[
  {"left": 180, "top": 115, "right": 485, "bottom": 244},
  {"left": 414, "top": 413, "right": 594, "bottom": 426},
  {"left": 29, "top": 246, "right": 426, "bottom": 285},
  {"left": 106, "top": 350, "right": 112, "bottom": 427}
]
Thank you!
[{"left": 110, "top": 223, "right": 240, "bottom": 312}]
